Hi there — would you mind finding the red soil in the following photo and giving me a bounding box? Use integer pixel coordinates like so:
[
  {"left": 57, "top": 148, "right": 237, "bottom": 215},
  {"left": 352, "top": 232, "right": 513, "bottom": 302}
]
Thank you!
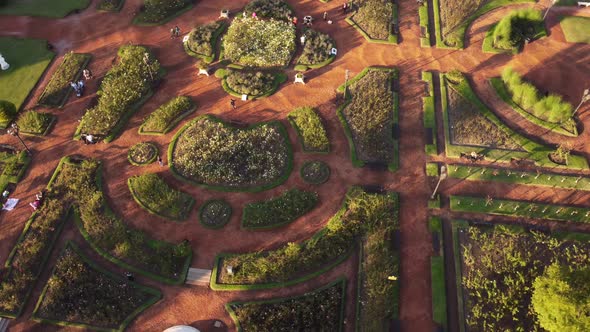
[{"left": 0, "top": 0, "right": 589, "bottom": 331}]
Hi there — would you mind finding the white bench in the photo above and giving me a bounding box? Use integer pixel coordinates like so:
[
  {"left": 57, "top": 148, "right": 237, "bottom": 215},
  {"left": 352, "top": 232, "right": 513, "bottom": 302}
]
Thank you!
[
  {"left": 579, "top": 1, "right": 590, "bottom": 7},
  {"left": 294, "top": 74, "right": 305, "bottom": 84},
  {"left": 198, "top": 68, "right": 210, "bottom": 76}
]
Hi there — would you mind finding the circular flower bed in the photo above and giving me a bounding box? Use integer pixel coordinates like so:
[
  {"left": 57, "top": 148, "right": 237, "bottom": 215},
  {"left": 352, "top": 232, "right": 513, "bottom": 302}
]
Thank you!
[
  {"left": 300, "top": 161, "right": 330, "bottom": 184},
  {"left": 199, "top": 199, "right": 232, "bottom": 229},
  {"left": 225, "top": 69, "right": 275, "bottom": 97},
  {"left": 128, "top": 142, "right": 158, "bottom": 166}
]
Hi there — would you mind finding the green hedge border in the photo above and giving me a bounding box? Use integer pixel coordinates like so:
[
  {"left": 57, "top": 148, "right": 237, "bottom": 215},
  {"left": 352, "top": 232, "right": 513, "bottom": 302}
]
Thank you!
[
  {"left": 183, "top": 20, "right": 227, "bottom": 64},
  {"left": 19, "top": 113, "right": 56, "bottom": 136},
  {"left": 439, "top": 73, "right": 588, "bottom": 169},
  {"left": 482, "top": 23, "right": 519, "bottom": 54},
  {"left": 37, "top": 53, "right": 91, "bottom": 108},
  {"left": 287, "top": 109, "right": 330, "bottom": 154},
  {"left": 127, "top": 175, "right": 195, "bottom": 222},
  {"left": 336, "top": 67, "right": 399, "bottom": 171},
  {"left": 419, "top": 3, "right": 431, "bottom": 47},
  {"left": 489, "top": 77, "right": 577, "bottom": 137},
  {"left": 294, "top": 54, "right": 335, "bottom": 72},
  {"left": 346, "top": 3, "right": 398, "bottom": 44},
  {"left": 451, "top": 220, "right": 469, "bottom": 332},
  {"left": 168, "top": 114, "right": 294, "bottom": 193},
  {"left": 300, "top": 160, "right": 331, "bottom": 185},
  {"left": 127, "top": 142, "right": 159, "bottom": 166},
  {"left": 31, "top": 241, "right": 162, "bottom": 332},
  {"left": 422, "top": 71, "right": 437, "bottom": 155},
  {"left": 226, "top": 277, "right": 347, "bottom": 332},
  {"left": 240, "top": 190, "right": 318, "bottom": 231},
  {"left": 430, "top": 217, "right": 447, "bottom": 329},
  {"left": 198, "top": 199, "right": 233, "bottom": 229},
  {"left": 138, "top": 104, "right": 197, "bottom": 136},
  {"left": 218, "top": 69, "right": 287, "bottom": 100},
  {"left": 132, "top": 3, "right": 193, "bottom": 26}
]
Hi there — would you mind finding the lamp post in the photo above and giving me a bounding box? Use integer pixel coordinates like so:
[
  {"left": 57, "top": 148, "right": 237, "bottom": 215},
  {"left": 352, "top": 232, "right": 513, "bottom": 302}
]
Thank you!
[
  {"left": 7, "top": 123, "right": 30, "bottom": 155},
  {"left": 573, "top": 89, "right": 590, "bottom": 115},
  {"left": 143, "top": 52, "right": 154, "bottom": 81},
  {"left": 431, "top": 165, "right": 447, "bottom": 200},
  {"left": 543, "top": 0, "right": 558, "bottom": 20}
]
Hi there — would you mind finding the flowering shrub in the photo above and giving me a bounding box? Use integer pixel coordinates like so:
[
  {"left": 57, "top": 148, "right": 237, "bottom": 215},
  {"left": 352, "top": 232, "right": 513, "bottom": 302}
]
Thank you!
[
  {"left": 243, "top": 0, "right": 293, "bottom": 20},
  {"left": 225, "top": 69, "right": 275, "bottom": 96},
  {"left": 223, "top": 17, "right": 296, "bottom": 67},
  {"left": 287, "top": 106, "right": 330, "bottom": 152},
  {"left": 242, "top": 189, "right": 318, "bottom": 229},
  {"left": 297, "top": 29, "right": 334, "bottom": 65},
  {"left": 16, "top": 111, "right": 53, "bottom": 135},
  {"left": 128, "top": 173, "right": 194, "bottom": 220},
  {"left": 77, "top": 45, "right": 160, "bottom": 139},
  {"left": 186, "top": 22, "right": 223, "bottom": 56},
  {"left": 140, "top": 96, "right": 194, "bottom": 134},
  {"left": 135, "top": 0, "right": 190, "bottom": 24},
  {"left": 171, "top": 116, "right": 291, "bottom": 190},
  {"left": 354, "top": 0, "right": 394, "bottom": 40}
]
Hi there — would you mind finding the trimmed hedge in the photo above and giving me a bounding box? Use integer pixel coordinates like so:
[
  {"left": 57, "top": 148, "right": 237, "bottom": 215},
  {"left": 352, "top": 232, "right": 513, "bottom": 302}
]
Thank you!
[
  {"left": 287, "top": 106, "right": 329, "bottom": 153},
  {"left": 419, "top": 2, "right": 430, "bottom": 47},
  {"left": 31, "top": 242, "right": 161, "bottom": 332},
  {"left": 128, "top": 173, "right": 195, "bottom": 221},
  {"left": 133, "top": 0, "right": 192, "bottom": 25},
  {"left": 242, "top": 189, "right": 318, "bottom": 230},
  {"left": 492, "top": 9, "right": 545, "bottom": 50},
  {"left": 300, "top": 160, "right": 330, "bottom": 184},
  {"left": 127, "top": 142, "right": 158, "bottom": 166},
  {"left": 139, "top": 96, "right": 195, "bottom": 135},
  {"left": 37, "top": 52, "right": 91, "bottom": 107},
  {"left": 16, "top": 111, "right": 55, "bottom": 136},
  {"left": 199, "top": 199, "right": 232, "bottom": 229},
  {"left": 220, "top": 69, "right": 287, "bottom": 99},
  {"left": 430, "top": 217, "right": 447, "bottom": 329}
]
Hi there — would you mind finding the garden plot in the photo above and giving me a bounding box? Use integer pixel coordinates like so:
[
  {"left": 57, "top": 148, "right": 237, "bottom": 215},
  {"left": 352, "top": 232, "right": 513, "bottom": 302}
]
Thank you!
[{"left": 347, "top": 0, "right": 398, "bottom": 44}]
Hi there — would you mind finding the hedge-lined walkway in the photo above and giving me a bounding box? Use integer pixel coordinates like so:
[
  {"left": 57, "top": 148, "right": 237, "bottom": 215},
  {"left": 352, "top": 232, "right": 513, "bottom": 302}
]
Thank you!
[{"left": 1, "top": 0, "right": 590, "bottom": 331}]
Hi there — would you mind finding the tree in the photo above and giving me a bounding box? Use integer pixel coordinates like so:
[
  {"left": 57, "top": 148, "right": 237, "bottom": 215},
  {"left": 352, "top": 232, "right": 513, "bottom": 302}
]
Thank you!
[{"left": 532, "top": 263, "right": 590, "bottom": 332}]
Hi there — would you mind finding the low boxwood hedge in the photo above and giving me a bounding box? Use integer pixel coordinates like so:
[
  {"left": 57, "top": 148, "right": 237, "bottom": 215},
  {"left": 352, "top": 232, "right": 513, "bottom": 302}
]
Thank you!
[{"left": 242, "top": 189, "right": 318, "bottom": 230}]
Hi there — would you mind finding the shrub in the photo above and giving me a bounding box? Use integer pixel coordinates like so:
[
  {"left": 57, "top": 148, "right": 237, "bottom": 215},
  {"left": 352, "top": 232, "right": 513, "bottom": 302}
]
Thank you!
[
  {"left": 288, "top": 107, "right": 329, "bottom": 152},
  {"left": 77, "top": 45, "right": 160, "bottom": 139},
  {"left": 300, "top": 161, "right": 330, "bottom": 184},
  {"left": 97, "top": 0, "right": 124, "bottom": 11},
  {"left": 140, "top": 96, "right": 194, "bottom": 134},
  {"left": 128, "top": 173, "right": 194, "bottom": 220},
  {"left": 135, "top": 0, "right": 190, "bottom": 24},
  {"left": 297, "top": 29, "right": 334, "bottom": 65},
  {"left": 199, "top": 200, "right": 232, "bottom": 229},
  {"left": 16, "top": 111, "right": 53, "bottom": 135},
  {"left": 225, "top": 69, "right": 275, "bottom": 97},
  {"left": 128, "top": 142, "right": 158, "bottom": 166},
  {"left": 37, "top": 52, "right": 90, "bottom": 107},
  {"left": 242, "top": 189, "right": 318, "bottom": 229},
  {"left": 186, "top": 21, "right": 223, "bottom": 56},
  {"left": 354, "top": 0, "right": 394, "bottom": 40},
  {"left": 0, "top": 100, "right": 16, "bottom": 123},
  {"left": 223, "top": 17, "right": 296, "bottom": 67},
  {"left": 243, "top": 0, "right": 292, "bottom": 20},
  {"left": 493, "top": 9, "right": 543, "bottom": 49}
]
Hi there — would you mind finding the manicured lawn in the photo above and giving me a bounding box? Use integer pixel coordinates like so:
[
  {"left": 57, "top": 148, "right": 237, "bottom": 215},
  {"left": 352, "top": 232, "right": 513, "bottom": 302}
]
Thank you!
[
  {"left": 0, "top": 0, "right": 90, "bottom": 17},
  {"left": 560, "top": 16, "right": 590, "bottom": 44},
  {"left": 0, "top": 37, "right": 54, "bottom": 125}
]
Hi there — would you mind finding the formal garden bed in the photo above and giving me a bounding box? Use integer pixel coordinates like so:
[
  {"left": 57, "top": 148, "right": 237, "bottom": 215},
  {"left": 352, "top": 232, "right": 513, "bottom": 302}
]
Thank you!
[
  {"left": 287, "top": 106, "right": 329, "bottom": 153},
  {"left": 138, "top": 96, "right": 196, "bottom": 135},
  {"left": 15, "top": 111, "right": 55, "bottom": 136},
  {"left": 211, "top": 187, "right": 398, "bottom": 292},
  {"left": 76, "top": 45, "right": 162, "bottom": 142},
  {"left": 169, "top": 115, "right": 292, "bottom": 192},
  {"left": 440, "top": 71, "right": 588, "bottom": 169},
  {"left": 451, "top": 195, "right": 590, "bottom": 223},
  {"left": 128, "top": 142, "right": 158, "bottom": 166},
  {"left": 337, "top": 67, "right": 399, "bottom": 171},
  {"left": 482, "top": 9, "right": 546, "bottom": 54},
  {"left": 0, "top": 0, "right": 90, "bottom": 17},
  {"left": 226, "top": 278, "right": 346, "bottom": 331},
  {"left": 295, "top": 29, "right": 335, "bottom": 71},
  {"left": 242, "top": 189, "right": 318, "bottom": 230},
  {"left": 433, "top": 0, "right": 534, "bottom": 48},
  {"left": 419, "top": 1, "right": 430, "bottom": 47},
  {"left": 0, "top": 37, "right": 54, "bottom": 128},
  {"left": 422, "top": 71, "right": 437, "bottom": 155},
  {"left": 490, "top": 67, "right": 577, "bottom": 136},
  {"left": 347, "top": 0, "right": 398, "bottom": 44},
  {"left": 560, "top": 16, "right": 590, "bottom": 44},
  {"left": 218, "top": 68, "right": 286, "bottom": 99},
  {"left": 37, "top": 52, "right": 91, "bottom": 107},
  {"left": 300, "top": 160, "right": 330, "bottom": 184},
  {"left": 243, "top": 0, "right": 293, "bottom": 20},
  {"left": 199, "top": 199, "right": 232, "bottom": 229},
  {"left": 0, "top": 150, "right": 31, "bottom": 194},
  {"left": 31, "top": 242, "right": 161, "bottom": 331},
  {"left": 429, "top": 217, "right": 447, "bottom": 330},
  {"left": 133, "top": 0, "right": 192, "bottom": 25},
  {"left": 452, "top": 220, "right": 590, "bottom": 331},
  {"left": 96, "top": 0, "right": 125, "bottom": 12},
  {"left": 184, "top": 21, "right": 226, "bottom": 63},
  {"left": 128, "top": 173, "right": 195, "bottom": 221}
]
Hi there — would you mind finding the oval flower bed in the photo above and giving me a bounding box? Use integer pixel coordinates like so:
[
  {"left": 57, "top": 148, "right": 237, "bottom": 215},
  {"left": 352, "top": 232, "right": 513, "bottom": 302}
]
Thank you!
[
  {"left": 139, "top": 96, "right": 195, "bottom": 135},
  {"left": 296, "top": 29, "right": 335, "bottom": 71},
  {"left": 300, "top": 160, "right": 330, "bottom": 184},
  {"left": 199, "top": 199, "right": 232, "bottom": 229},
  {"left": 128, "top": 142, "right": 158, "bottom": 166},
  {"left": 220, "top": 68, "right": 286, "bottom": 99},
  {"left": 242, "top": 188, "right": 318, "bottom": 230},
  {"left": 169, "top": 115, "right": 292, "bottom": 192}
]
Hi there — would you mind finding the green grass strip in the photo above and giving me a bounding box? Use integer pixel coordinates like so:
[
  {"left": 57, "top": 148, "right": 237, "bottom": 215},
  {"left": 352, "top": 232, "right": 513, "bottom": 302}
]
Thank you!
[
  {"left": 450, "top": 195, "right": 590, "bottom": 223},
  {"left": 451, "top": 220, "right": 469, "bottom": 332},
  {"left": 431, "top": 256, "right": 447, "bottom": 327},
  {"left": 0, "top": 0, "right": 90, "bottom": 17},
  {"left": 560, "top": 16, "right": 590, "bottom": 44},
  {"left": 419, "top": 3, "right": 431, "bottom": 47},
  {"left": 422, "top": 71, "right": 437, "bottom": 155}
]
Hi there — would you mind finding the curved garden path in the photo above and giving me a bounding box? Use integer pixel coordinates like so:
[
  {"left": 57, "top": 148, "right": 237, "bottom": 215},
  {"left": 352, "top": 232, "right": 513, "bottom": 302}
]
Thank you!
[{"left": 0, "top": 0, "right": 589, "bottom": 331}]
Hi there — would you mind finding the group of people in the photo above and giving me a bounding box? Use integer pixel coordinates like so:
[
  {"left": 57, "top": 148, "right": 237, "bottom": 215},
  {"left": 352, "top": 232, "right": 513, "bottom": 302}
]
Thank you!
[
  {"left": 69, "top": 68, "right": 93, "bottom": 97},
  {"left": 170, "top": 25, "right": 181, "bottom": 38},
  {"left": 29, "top": 192, "right": 43, "bottom": 211}
]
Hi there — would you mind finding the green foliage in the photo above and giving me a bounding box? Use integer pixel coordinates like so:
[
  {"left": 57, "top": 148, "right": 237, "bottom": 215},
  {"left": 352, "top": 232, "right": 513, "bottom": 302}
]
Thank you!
[
  {"left": 77, "top": 45, "right": 160, "bottom": 138},
  {"left": 186, "top": 21, "right": 222, "bottom": 56},
  {"left": 135, "top": 0, "right": 190, "bottom": 24},
  {"left": 242, "top": 189, "right": 318, "bottom": 229},
  {"left": 128, "top": 173, "right": 194, "bottom": 220},
  {"left": 300, "top": 160, "right": 330, "bottom": 185},
  {"left": 297, "top": 29, "right": 334, "bottom": 65},
  {"left": 560, "top": 16, "right": 590, "bottom": 44},
  {"left": 354, "top": 0, "right": 394, "bottom": 40},
  {"left": 128, "top": 142, "right": 158, "bottom": 166},
  {"left": 225, "top": 69, "right": 275, "bottom": 96},
  {"left": 38, "top": 52, "right": 90, "bottom": 107},
  {"left": 199, "top": 200, "right": 232, "bottom": 229},
  {"left": 243, "top": 0, "right": 292, "bottom": 20},
  {"left": 532, "top": 263, "right": 590, "bottom": 332},
  {"left": 219, "top": 188, "right": 398, "bottom": 285},
  {"left": 287, "top": 106, "right": 329, "bottom": 152},
  {"left": 0, "top": 0, "right": 90, "bottom": 17},
  {"left": 171, "top": 116, "right": 291, "bottom": 190},
  {"left": 16, "top": 111, "right": 53, "bottom": 135},
  {"left": 140, "top": 96, "right": 194, "bottom": 134},
  {"left": 229, "top": 280, "right": 344, "bottom": 331},
  {"left": 223, "top": 17, "right": 295, "bottom": 67},
  {"left": 0, "top": 100, "right": 16, "bottom": 122},
  {"left": 426, "top": 163, "right": 439, "bottom": 177},
  {"left": 34, "top": 244, "right": 159, "bottom": 329},
  {"left": 97, "top": 0, "right": 124, "bottom": 11},
  {"left": 493, "top": 9, "right": 543, "bottom": 49},
  {"left": 501, "top": 67, "right": 573, "bottom": 124}
]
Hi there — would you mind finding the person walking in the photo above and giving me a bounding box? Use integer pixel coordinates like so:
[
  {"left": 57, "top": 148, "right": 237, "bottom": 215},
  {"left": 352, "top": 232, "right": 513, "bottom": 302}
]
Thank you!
[
  {"left": 323, "top": 11, "right": 328, "bottom": 21},
  {"left": 157, "top": 155, "right": 164, "bottom": 167},
  {"left": 83, "top": 68, "right": 92, "bottom": 80},
  {"left": 170, "top": 27, "right": 175, "bottom": 39},
  {"left": 230, "top": 99, "right": 236, "bottom": 110},
  {"left": 175, "top": 26, "right": 181, "bottom": 37},
  {"left": 342, "top": 3, "right": 348, "bottom": 14}
]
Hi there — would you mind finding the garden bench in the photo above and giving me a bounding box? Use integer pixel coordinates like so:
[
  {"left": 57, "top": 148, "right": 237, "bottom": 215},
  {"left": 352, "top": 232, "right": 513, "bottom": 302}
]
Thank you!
[
  {"left": 294, "top": 73, "right": 305, "bottom": 84},
  {"left": 198, "top": 68, "right": 209, "bottom": 76},
  {"left": 219, "top": 9, "right": 229, "bottom": 18},
  {"left": 578, "top": 1, "right": 590, "bottom": 7}
]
